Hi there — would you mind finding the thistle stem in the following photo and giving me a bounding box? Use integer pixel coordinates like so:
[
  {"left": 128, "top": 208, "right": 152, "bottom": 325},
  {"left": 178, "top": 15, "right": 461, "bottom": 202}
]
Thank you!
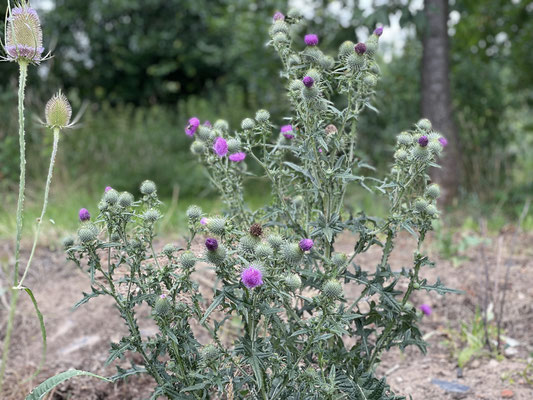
[
  {"left": 0, "top": 60, "right": 29, "bottom": 392},
  {"left": 18, "top": 128, "right": 60, "bottom": 288}
]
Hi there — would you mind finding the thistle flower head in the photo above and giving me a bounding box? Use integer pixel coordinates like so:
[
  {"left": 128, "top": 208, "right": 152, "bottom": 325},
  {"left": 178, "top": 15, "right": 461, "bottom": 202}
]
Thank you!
[
  {"left": 5, "top": 3, "right": 44, "bottom": 64},
  {"left": 200, "top": 217, "right": 208, "bottom": 225},
  {"left": 281, "top": 124, "right": 294, "bottom": 140},
  {"left": 105, "top": 186, "right": 113, "bottom": 192},
  {"left": 302, "top": 76, "right": 314, "bottom": 88},
  {"left": 354, "top": 42, "right": 366, "bottom": 55},
  {"left": 185, "top": 117, "right": 200, "bottom": 137},
  {"left": 299, "top": 238, "right": 313, "bottom": 252},
  {"left": 78, "top": 208, "right": 90, "bottom": 222},
  {"left": 374, "top": 26, "right": 384, "bottom": 37},
  {"left": 325, "top": 124, "right": 337, "bottom": 135},
  {"left": 419, "top": 304, "right": 432, "bottom": 316},
  {"left": 45, "top": 91, "right": 72, "bottom": 129},
  {"left": 213, "top": 137, "right": 228, "bottom": 157},
  {"left": 205, "top": 238, "right": 218, "bottom": 251},
  {"left": 273, "top": 11, "right": 285, "bottom": 21},
  {"left": 229, "top": 152, "right": 246, "bottom": 162},
  {"left": 249, "top": 223, "right": 263, "bottom": 237},
  {"left": 304, "top": 34, "right": 318, "bottom": 46},
  {"left": 439, "top": 137, "right": 448, "bottom": 147},
  {"left": 241, "top": 266, "right": 263, "bottom": 289},
  {"left": 418, "top": 135, "right": 429, "bottom": 147}
]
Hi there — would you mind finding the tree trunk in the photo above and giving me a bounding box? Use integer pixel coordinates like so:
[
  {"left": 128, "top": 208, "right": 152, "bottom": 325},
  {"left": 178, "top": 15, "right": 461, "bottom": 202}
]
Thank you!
[{"left": 421, "top": 0, "right": 460, "bottom": 204}]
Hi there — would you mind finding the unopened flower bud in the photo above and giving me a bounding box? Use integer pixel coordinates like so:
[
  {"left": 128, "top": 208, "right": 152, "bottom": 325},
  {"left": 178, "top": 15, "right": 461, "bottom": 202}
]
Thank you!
[
  {"left": 143, "top": 208, "right": 161, "bottom": 223},
  {"left": 206, "top": 245, "right": 226, "bottom": 266},
  {"left": 118, "top": 192, "right": 134, "bottom": 208},
  {"left": 255, "top": 109, "right": 270, "bottom": 123},
  {"left": 239, "top": 234, "right": 260, "bottom": 255},
  {"left": 207, "top": 217, "right": 226, "bottom": 236},
  {"left": 227, "top": 139, "right": 241, "bottom": 154},
  {"left": 255, "top": 243, "right": 274, "bottom": 259},
  {"left": 45, "top": 91, "right": 72, "bottom": 129},
  {"left": 186, "top": 205, "right": 203, "bottom": 221},
  {"left": 162, "top": 243, "right": 176, "bottom": 257},
  {"left": 140, "top": 180, "right": 157, "bottom": 195},
  {"left": 285, "top": 273, "right": 302, "bottom": 291},
  {"left": 417, "top": 118, "right": 432, "bottom": 131},
  {"left": 269, "top": 20, "right": 290, "bottom": 36},
  {"left": 339, "top": 40, "right": 355, "bottom": 59},
  {"left": 282, "top": 243, "right": 303, "bottom": 265},
  {"left": 266, "top": 234, "right": 284, "bottom": 250},
  {"left": 104, "top": 189, "right": 119, "bottom": 205},
  {"left": 214, "top": 119, "right": 229, "bottom": 132},
  {"left": 154, "top": 294, "right": 171, "bottom": 317},
  {"left": 191, "top": 140, "right": 206, "bottom": 155},
  {"left": 78, "top": 225, "right": 97, "bottom": 243},
  {"left": 322, "top": 279, "right": 343, "bottom": 298},
  {"left": 180, "top": 251, "right": 196, "bottom": 269},
  {"left": 425, "top": 184, "right": 440, "bottom": 199},
  {"left": 414, "top": 198, "right": 428, "bottom": 213}
]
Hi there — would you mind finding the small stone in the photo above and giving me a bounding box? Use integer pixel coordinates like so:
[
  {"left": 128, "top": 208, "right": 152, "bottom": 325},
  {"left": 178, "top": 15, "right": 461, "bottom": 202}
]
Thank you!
[
  {"left": 504, "top": 347, "right": 518, "bottom": 358},
  {"left": 431, "top": 379, "right": 470, "bottom": 394},
  {"left": 501, "top": 389, "right": 514, "bottom": 398}
]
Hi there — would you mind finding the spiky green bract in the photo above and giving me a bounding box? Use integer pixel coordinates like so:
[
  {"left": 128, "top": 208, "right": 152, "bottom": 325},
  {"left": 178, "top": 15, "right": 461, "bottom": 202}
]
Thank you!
[
  {"left": 207, "top": 217, "right": 226, "bottom": 236},
  {"left": 284, "top": 273, "right": 302, "bottom": 291},
  {"left": 104, "top": 189, "right": 119, "bottom": 205},
  {"left": 239, "top": 234, "right": 259, "bottom": 255},
  {"left": 214, "top": 119, "right": 229, "bottom": 132},
  {"left": 206, "top": 245, "right": 226, "bottom": 266},
  {"left": 266, "top": 234, "right": 284, "bottom": 250},
  {"left": 186, "top": 205, "right": 202, "bottom": 221},
  {"left": 282, "top": 242, "right": 303, "bottom": 265},
  {"left": 143, "top": 208, "right": 161, "bottom": 223},
  {"left": 140, "top": 180, "right": 157, "bottom": 195},
  {"left": 200, "top": 344, "right": 219, "bottom": 363},
  {"left": 118, "top": 192, "right": 134, "bottom": 208},
  {"left": 241, "top": 118, "right": 255, "bottom": 130},
  {"left": 255, "top": 109, "right": 270, "bottom": 122},
  {"left": 322, "top": 279, "right": 343, "bottom": 298},
  {"left": 78, "top": 224, "right": 97, "bottom": 243},
  {"left": 255, "top": 242, "right": 274, "bottom": 259},
  {"left": 180, "top": 251, "right": 196, "bottom": 269},
  {"left": 162, "top": 244, "right": 176, "bottom": 257},
  {"left": 425, "top": 184, "right": 440, "bottom": 200}
]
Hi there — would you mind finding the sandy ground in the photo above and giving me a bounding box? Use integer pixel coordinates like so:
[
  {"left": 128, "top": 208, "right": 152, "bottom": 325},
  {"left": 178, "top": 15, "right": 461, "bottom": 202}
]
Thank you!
[{"left": 1, "top": 230, "right": 532, "bottom": 399}]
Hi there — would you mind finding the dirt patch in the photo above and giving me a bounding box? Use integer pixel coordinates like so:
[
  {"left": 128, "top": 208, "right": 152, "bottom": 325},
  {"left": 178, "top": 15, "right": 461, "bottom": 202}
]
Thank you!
[{"left": 1, "top": 231, "right": 532, "bottom": 399}]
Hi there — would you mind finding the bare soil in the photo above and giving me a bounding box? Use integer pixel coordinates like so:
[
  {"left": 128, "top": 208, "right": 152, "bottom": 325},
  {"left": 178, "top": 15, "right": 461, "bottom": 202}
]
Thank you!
[{"left": 1, "top": 230, "right": 532, "bottom": 399}]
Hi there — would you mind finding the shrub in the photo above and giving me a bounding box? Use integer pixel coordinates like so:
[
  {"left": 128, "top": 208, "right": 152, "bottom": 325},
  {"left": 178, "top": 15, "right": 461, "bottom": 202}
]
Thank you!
[{"left": 55, "top": 13, "right": 456, "bottom": 400}]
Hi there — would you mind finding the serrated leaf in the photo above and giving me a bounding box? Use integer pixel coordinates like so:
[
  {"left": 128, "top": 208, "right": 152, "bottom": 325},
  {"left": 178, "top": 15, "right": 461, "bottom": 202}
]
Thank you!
[{"left": 26, "top": 370, "right": 111, "bottom": 400}]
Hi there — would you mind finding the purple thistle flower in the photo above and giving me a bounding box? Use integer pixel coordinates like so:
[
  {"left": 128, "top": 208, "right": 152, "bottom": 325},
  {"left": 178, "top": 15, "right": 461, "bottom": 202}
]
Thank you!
[
  {"left": 418, "top": 135, "right": 429, "bottom": 147},
  {"left": 354, "top": 42, "right": 367, "bottom": 55},
  {"left": 318, "top": 148, "right": 323, "bottom": 153},
  {"left": 374, "top": 26, "right": 383, "bottom": 37},
  {"left": 419, "top": 304, "right": 432, "bottom": 316},
  {"left": 303, "top": 76, "right": 314, "bottom": 88},
  {"left": 200, "top": 217, "right": 208, "bottom": 225},
  {"left": 213, "top": 137, "right": 228, "bottom": 156},
  {"left": 241, "top": 266, "right": 263, "bottom": 289},
  {"left": 304, "top": 34, "right": 319, "bottom": 46},
  {"left": 79, "top": 208, "right": 91, "bottom": 222},
  {"left": 160, "top": 294, "right": 167, "bottom": 299},
  {"left": 281, "top": 124, "right": 295, "bottom": 140},
  {"left": 229, "top": 152, "right": 246, "bottom": 162},
  {"left": 273, "top": 11, "right": 285, "bottom": 21},
  {"left": 439, "top": 137, "right": 448, "bottom": 147},
  {"left": 299, "top": 238, "right": 314, "bottom": 252},
  {"left": 203, "top": 120, "right": 212, "bottom": 127},
  {"left": 105, "top": 186, "right": 113, "bottom": 192},
  {"left": 185, "top": 117, "right": 200, "bottom": 137},
  {"left": 205, "top": 238, "right": 218, "bottom": 251}
]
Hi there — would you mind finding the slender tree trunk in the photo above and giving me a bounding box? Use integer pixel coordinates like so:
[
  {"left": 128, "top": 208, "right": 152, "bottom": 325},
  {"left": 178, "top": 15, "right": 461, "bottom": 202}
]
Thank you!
[{"left": 421, "top": 0, "right": 460, "bottom": 204}]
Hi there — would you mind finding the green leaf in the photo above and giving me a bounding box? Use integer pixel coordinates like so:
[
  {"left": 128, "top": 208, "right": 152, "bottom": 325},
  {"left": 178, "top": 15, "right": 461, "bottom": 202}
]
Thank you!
[
  {"left": 26, "top": 370, "right": 111, "bottom": 400},
  {"left": 200, "top": 293, "right": 224, "bottom": 324},
  {"left": 21, "top": 287, "right": 46, "bottom": 381}
]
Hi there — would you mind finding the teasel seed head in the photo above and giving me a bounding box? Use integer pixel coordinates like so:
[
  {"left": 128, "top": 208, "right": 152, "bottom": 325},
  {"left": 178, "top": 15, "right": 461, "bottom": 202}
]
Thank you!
[
  {"left": 45, "top": 91, "right": 72, "bottom": 130},
  {"left": 5, "top": 2, "right": 45, "bottom": 64}
]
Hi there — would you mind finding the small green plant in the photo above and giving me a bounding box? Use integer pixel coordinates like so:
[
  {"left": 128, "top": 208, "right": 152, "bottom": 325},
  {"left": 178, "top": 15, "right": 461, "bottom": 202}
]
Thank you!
[{"left": 30, "top": 10, "right": 457, "bottom": 400}]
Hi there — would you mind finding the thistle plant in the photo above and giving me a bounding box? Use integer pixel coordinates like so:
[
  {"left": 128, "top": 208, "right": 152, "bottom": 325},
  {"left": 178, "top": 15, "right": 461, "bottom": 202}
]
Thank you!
[
  {"left": 35, "top": 11, "right": 458, "bottom": 400},
  {"left": 0, "top": 1, "right": 70, "bottom": 391}
]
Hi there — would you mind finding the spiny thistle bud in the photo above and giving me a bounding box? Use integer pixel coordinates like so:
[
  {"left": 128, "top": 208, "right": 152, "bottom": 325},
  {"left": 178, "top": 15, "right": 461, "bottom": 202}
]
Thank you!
[
  {"left": 197, "top": 125, "right": 213, "bottom": 142},
  {"left": 241, "top": 266, "right": 263, "bottom": 289},
  {"left": 425, "top": 184, "right": 441, "bottom": 199},
  {"left": 62, "top": 236, "right": 74, "bottom": 248},
  {"left": 104, "top": 189, "right": 119, "bottom": 205},
  {"left": 319, "top": 55, "right": 335, "bottom": 70},
  {"left": 397, "top": 133, "right": 413, "bottom": 146},
  {"left": 241, "top": 118, "right": 256, "bottom": 130},
  {"left": 273, "top": 32, "right": 289, "bottom": 45},
  {"left": 287, "top": 54, "right": 301, "bottom": 68},
  {"left": 206, "top": 245, "right": 226, "bottom": 266},
  {"left": 428, "top": 140, "right": 442, "bottom": 155},
  {"left": 426, "top": 204, "right": 439, "bottom": 217},
  {"left": 339, "top": 40, "right": 355, "bottom": 59},
  {"left": 417, "top": 118, "right": 432, "bottom": 131},
  {"left": 354, "top": 42, "right": 367, "bottom": 55},
  {"left": 140, "top": 180, "right": 157, "bottom": 195},
  {"left": 302, "top": 46, "right": 323, "bottom": 62},
  {"left": 269, "top": 20, "right": 290, "bottom": 36},
  {"left": 255, "top": 242, "right": 274, "bottom": 259},
  {"left": 5, "top": 4, "right": 44, "bottom": 64},
  {"left": 363, "top": 73, "right": 378, "bottom": 87},
  {"left": 45, "top": 91, "right": 72, "bottom": 129},
  {"left": 306, "top": 68, "right": 321, "bottom": 83},
  {"left": 98, "top": 201, "right": 108, "bottom": 212},
  {"left": 143, "top": 208, "right": 161, "bottom": 223},
  {"left": 293, "top": 195, "right": 304, "bottom": 208},
  {"left": 118, "top": 192, "right": 134, "bottom": 208},
  {"left": 255, "top": 109, "right": 270, "bottom": 123},
  {"left": 369, "top": 62, "right": 381, "bottom": 76},
  {"left": 78, "top": 208, "right": 90, "bottom": 222},
  {"left": 414, "top": 198, "right": 428, "bottom": 213},
  {"left": 200, "top": 344, "right": 219, "bottom": 362},
  {"left": 266, "top": 234, "right": 283, "bottom": 250},
  {"left": 289, "top": 79, "right": 304, "bottom": 92},
  {"left": 110, "top": 231, "right": 120, "bottom": 242},
  {"left": 365, "top": 35, "right": 379, "bottom": 57},
  {"left": 347, "top": 53, "right": 365, "bottom": 70},
  {"left": 191, "top": 140, "right": 206, "bottom": 155},
  {"left": 302, "top": 85, "right": 319, "bottom": 100},
  {"left": 162, "top": 243, "right": 176, "bottom": 257},
  {"left": 332, "top": 253, "right": 348, "bottom": 268},
  {"left": 412, "top": 146, "right": 430, "bottom": 161},
  {"left": 282, "top": 243, "right": 303, "bottom": 265},
  {"left": 205, "top": 237, "right": 218, "bottom": 251},
  {"left": 180, "top": 251, "right": 196, "bottom": 269},
  {"left": 239, "top": 234, "right": 260, "bottom": 254},
  {"left": 322, "top": 279, "right": 343, "bottom": 298},
  {"left": 186, "top": 205, "right": 203, "bottom": 221},
  {"left": 249, "top": 223, "right": 263, "bottom": 237},
  {"left": 325, "top": 124, "right": 338, "bottom": 136},
  {"left": 394, "top": 149, "right": 408, "bottom": 161},
  {"left": 207, "top": 217, "right": 226, "bottom": 236},
  {"left": 225, "top": 139, "right": 240, "bottom": 155},
  {"left": 284, "top": 273, "right": 302, "bottom": 291},
  {"left": 214, "top": 119, "right": 229, "bottom": 132},
  {"left": 302, "top": 76, "right": 314, "bottom": 88},
  {"left": 154, "top": 294, "right": 171, "bottom": 317},
  {"left": 78, "top": 225, "right": 97, "bottom": 243}
]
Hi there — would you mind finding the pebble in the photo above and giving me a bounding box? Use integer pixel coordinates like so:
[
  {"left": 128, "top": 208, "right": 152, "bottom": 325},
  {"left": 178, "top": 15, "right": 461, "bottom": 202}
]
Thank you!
[{"left": 501, "top": 389, "right": 514, "bottom": 398}]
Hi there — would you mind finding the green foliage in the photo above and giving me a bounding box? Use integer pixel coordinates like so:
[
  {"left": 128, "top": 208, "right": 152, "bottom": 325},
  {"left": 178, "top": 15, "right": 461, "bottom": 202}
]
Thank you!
[{"left": 57, "top": 14, "right": 458, "bottom": 399}]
